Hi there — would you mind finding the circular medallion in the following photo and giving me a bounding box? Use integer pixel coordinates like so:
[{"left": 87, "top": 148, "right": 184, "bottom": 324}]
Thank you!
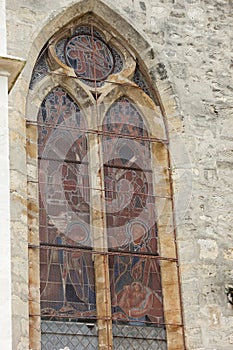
[
  {"left": 65, "top": 34, "right": 114, "bottom": 81},
  {"left": 66, "top": 221, "right": 90, "bottom": 246}
]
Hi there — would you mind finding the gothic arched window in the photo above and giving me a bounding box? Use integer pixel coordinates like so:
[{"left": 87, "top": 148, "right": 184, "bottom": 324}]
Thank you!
[{"left": 27, "top": 15, "right": 184, "bottom": 350}]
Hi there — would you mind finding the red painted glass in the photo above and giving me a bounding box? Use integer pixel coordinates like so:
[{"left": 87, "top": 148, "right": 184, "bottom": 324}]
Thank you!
[
  {"left": 38, "top": 87, "right": 96, "bottom": 320},
  {"left": 103, "top": 98, "right": 164, "bottom": 325},
  {"left": 65, "top": 34, "right": 114, "bottom": 81}
]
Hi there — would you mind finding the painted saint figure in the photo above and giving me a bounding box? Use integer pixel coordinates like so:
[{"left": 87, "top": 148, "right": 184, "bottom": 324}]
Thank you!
[{"left": 110, "top": 220, "right": 164, "bottom": 325}]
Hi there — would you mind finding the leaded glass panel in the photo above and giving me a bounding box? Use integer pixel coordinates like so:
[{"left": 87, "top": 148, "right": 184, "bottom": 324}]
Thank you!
[
  {"left": 41, "top": 321, "right": 98, "bottom": 350},
  {"left": 65, "top": 34, "right": 114, "bottom": 81},
  {"left": 38, "top": 87, "right": 96, "bottom": 321},
  {"left": 29, "top": 50, "right": 49, "bottom": 89},
  {"left": 102, "top": 98, "right": 164, "bottom": 326},
  {"left": 55, "top": 26, "right": 123, "bottom": 88},
  {"left": 133, "top": 65, "right": 159, "bottom": 105},
  {"left": 113, "top": 324, "right": 167, "bottom": 350}
]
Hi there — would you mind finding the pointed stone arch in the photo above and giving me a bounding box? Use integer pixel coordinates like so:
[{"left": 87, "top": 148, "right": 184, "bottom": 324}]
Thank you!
[
  {"left": 22, "top": 0, "right": 179, "bottom": 131},
  {"left": 24, "top": 2, "right": 186, "bottom": 350}
]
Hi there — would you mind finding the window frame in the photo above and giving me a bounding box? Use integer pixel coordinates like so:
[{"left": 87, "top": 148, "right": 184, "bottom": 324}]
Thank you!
[{"left": 26, "top": 19, "right": 185, "bottom": 350}]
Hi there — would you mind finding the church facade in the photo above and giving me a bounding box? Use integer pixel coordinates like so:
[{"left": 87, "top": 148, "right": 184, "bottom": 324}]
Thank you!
[{"left": 0, "top": 0, "right": 233, "bottom": 349}]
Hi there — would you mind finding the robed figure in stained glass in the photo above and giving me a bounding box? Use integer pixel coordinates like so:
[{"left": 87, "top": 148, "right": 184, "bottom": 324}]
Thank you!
[
  {"left": 38, "top": 88, "right": 96, "bottom": 319},
  {"left": 103, "top": 98, "right": 164, "bottom": 325}
]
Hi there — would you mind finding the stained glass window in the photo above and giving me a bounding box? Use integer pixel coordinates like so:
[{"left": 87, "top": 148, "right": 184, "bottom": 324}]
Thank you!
[
  {"left": 55, "top": 27, "right": 123, "bottom": 88},
  {"left": 38, "top": 87, "right": 96, "bottom": 320},
  {"left": 103, "top": 98, "right": 164, "bottom": 326},
  {"left": 29, "top": 50, "right": 49, "bottom": 89},
  {"left": 30, "top": 22, "right": 173, "bottom": 350},
  {"left": 133, "top": 65, "right": 160, "bottom": 104},
  {"left": 65, "top": 35, "right": 114, "bottom": 81}
]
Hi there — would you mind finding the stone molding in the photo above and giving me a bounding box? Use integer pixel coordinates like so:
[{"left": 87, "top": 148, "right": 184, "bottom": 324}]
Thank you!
[{"left": 0, "top": 55, "right": 25, "bottom": 92}]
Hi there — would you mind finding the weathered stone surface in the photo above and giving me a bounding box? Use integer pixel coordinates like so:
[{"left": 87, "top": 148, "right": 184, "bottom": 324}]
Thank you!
[{"left": 5, "top": 0, "right": 233, "bottom": 349}]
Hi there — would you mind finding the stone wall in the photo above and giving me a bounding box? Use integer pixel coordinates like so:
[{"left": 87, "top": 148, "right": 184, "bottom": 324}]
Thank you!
[{"left": 6, "top": 0, "right": 233, "bottom": 349}]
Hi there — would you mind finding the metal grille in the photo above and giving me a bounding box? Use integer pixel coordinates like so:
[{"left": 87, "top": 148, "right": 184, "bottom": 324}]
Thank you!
[
  {"left": 41, "top": 321, "right": 167, "bottom": 350},
  {"left": 113, "top": 324, "right": 167, "bottom": 350},
  {"left": 41, "top": 321, "right": 98, "bottom": 350},
  {"left": 41, "top": 322, "right": 166, "bottom": 350}
]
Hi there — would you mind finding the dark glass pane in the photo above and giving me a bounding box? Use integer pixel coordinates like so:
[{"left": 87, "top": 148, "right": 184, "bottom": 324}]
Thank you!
[
  {"left": 29, "top": 50, "right": 49, "bottom": 89},
  {"left": 133, "top": 65, "right": 160, "bottom": 105},
  {"left": 41, "top": 321, "right": 98, "bottom": 349}
]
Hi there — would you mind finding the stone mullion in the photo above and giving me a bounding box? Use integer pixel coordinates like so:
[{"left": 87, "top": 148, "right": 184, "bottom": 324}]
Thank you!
[
  {"left": 89, "top": 132, "right": 113, "bottom": 350},
  {"left": 153, "top": 142, "right": 185, "bottom": 350}
]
